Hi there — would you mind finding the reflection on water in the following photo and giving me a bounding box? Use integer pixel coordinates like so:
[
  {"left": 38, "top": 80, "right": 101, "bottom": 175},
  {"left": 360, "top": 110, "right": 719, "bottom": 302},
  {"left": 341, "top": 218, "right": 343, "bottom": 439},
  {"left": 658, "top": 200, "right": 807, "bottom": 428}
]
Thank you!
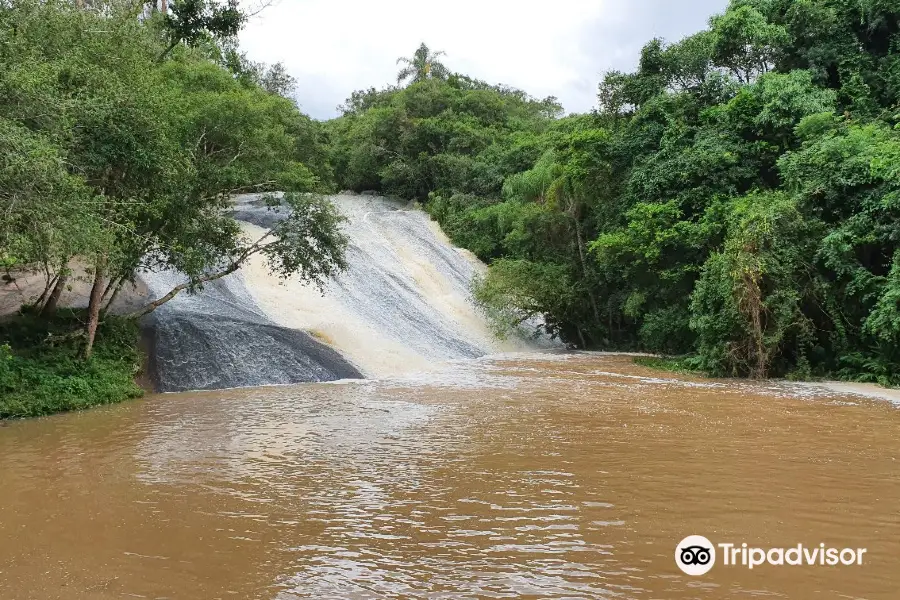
[{"left": 0, "top": 354, "right": 898, "bottom": 599}]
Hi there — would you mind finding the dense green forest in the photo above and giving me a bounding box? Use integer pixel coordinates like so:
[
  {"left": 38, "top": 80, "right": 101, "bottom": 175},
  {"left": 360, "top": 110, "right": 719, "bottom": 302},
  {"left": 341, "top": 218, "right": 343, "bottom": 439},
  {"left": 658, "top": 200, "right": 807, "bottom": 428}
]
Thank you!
[
  {"left": 330, "top": 2, "right": 900, "bottom": 385},
  {"left": 0, "top": 0, "right": 346, "bottom": 416},
  {"left": 2, "top": 0, "right": 899, "bottom": 418}
]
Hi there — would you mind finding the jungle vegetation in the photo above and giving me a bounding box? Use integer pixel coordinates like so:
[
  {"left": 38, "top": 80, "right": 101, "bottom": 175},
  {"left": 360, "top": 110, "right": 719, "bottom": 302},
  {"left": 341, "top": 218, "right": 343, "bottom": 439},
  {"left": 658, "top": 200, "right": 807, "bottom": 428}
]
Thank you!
[
  {"left": 0, "top": 0, "right": 347, "bottom": 416},
  {"left": 2, "top": 0, "right": 899, "bottom": 420},
  {"left": 329, "top": 0, "right": 900, "bottom": 385}
]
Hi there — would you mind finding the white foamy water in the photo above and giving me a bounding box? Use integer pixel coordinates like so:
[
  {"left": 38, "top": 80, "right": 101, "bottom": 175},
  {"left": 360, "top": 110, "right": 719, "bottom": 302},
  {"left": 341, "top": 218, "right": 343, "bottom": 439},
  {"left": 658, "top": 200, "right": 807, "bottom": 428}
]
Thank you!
[{"left": 237, "top": 194, "right": 552, "bottom": 378}]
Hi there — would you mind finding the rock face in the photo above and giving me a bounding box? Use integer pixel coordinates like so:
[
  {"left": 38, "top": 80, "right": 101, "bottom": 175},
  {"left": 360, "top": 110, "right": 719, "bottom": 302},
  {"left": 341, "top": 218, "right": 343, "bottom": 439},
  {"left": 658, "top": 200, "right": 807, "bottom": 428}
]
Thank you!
[
  {"left": 144, "top": 313, "right": 362, "bottom": 392},
  {"left": 134, "top": 193, "right": 555, "bottom": 392},
  {"left": 234, "top": 194, "right": 557, "bottom": 378},
  {"left": 141, "top": 267, "right": 362, "bottom": 393}
]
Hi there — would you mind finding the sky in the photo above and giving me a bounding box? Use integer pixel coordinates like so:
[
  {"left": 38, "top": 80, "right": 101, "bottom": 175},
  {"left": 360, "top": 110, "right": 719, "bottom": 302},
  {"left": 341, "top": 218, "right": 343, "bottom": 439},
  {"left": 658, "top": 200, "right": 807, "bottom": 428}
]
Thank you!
[{"left": 239, "top": 0, "right": 730, "bottom": 120}]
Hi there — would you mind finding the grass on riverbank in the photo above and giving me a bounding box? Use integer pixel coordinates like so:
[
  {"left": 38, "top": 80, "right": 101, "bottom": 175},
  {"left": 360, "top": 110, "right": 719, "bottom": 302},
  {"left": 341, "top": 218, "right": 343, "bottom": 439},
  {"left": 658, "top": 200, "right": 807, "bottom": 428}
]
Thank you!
[
  {"left": 632, "top": 356, "right": 707, "bottom": 377},
  {"left": 0, "top": 310, "right": 144, "bottom": 419},
  {"left": 633, "top": 355, "right": 900, "bottom": 389},
  {"left": 634, "top": 354, "right": 829, "bottom": 381}
]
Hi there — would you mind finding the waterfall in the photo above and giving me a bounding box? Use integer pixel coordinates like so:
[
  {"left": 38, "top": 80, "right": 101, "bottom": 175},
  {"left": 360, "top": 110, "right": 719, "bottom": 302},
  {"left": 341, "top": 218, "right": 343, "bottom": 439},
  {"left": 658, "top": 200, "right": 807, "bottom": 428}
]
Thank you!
[
  {"left": 141, "top": 267, "right": 363, "bottom": 393},
  {"left": 143, "top": 194, "right": 552, "bottom": 391}
]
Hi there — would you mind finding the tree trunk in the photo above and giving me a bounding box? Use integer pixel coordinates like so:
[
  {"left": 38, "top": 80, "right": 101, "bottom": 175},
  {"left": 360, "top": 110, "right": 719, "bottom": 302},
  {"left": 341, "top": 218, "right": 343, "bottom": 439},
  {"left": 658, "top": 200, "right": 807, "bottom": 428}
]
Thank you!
[
  {"left": 34, "top": 273, "right": 59, "bottom": 310},
  {"left": 574, "top": 221, "right": 603, "bottom": 332},
  {"left": 161, "top": 0, "right": 167, "bottom": 14},
  {"left": 83, "top": 260, "right": 106, "bottom": 360},
  {"left": 577, "top": 328, "right": 588, "bottom": 349},
  {"left": 157, "top": 40, "right": 179, "bottom": 62},
  {"left": 737, "top": 262, "right": 768, "bottom": 379},
  {"left": 101, "top": 275, "right": 120, "bottom": 303},
  {"left": 41, "top": 272, "right": 68, "bottom": 317},
  {"left": 608, "top": 297, "right": 614, "bottom": 345},
  {"left": 101, "top": 278, "right": 126, "bottom": 317}
]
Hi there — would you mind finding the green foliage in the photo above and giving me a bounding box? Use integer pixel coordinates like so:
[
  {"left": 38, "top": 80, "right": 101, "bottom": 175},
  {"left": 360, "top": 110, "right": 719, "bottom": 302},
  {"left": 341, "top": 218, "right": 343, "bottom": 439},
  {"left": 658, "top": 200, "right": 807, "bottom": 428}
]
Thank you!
[
  {"left": 0, "top": 311, "right": 144, "bottom": 419},
  {"left": 1, "top": 0, "right": 343, "bottom": 296},
  {"left": 328, "top": 77, "right": 562, "bottom": 200},
  {"left": 396, "top": 43, "right": 449, "bottom": 85},
  {"left": 334, "top": 0, "right": 900, "bottom": 385},
  {"left": 472, "top": 259, "right": 576, "bottom": 340},
  {"left": 709, "top": 3, "right": 790, "bottom": 83},
  {"left": 258, "top": 193, "right": 349, "bottom": 286},
  {"left": 161, "top": 0, "right": 244, "bottom": 59},
  {"left": 0, "top": 118, "right": 102, "bottom": 271},
  {"left": 633, "top": 355, "right": 706, "bottom": 377},
  {"left": 0, "top": 0, "right": 347, "bottom": 412},
  {"left": 4, "top": 0, "right": 899, "bottom": 390},
  {"left": 690, "top": 191, "right": 820, "bottom": 378}
]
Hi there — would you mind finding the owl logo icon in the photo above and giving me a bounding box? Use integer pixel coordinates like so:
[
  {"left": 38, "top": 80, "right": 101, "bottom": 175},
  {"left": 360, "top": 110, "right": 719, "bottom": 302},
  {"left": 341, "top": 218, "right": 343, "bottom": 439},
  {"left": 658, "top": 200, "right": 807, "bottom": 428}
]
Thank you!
[{"left": 676, "top": 535, "right": 716, "bottom": 575}]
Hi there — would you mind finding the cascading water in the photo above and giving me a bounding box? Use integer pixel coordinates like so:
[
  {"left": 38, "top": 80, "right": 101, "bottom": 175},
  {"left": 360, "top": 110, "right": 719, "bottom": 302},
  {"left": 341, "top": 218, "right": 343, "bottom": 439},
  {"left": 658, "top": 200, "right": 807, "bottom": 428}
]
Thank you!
[{"left": 143, "top": 193, "right": 552, "bottom": 392}]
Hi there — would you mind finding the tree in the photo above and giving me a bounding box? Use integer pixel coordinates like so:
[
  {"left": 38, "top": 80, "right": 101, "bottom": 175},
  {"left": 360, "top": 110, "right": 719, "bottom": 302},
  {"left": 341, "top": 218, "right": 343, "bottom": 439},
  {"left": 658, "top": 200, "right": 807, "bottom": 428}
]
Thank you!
[
  {"left": 126, "top": 193, "right": 348, "bottom": 320},
  {"left": 709, "top": 3, "right": 790, "bottom": 84},
  {"left": 0, "top": 0, "right": 348, "bottom": 361},
  {"left": 258, "top": 62, "right": 297, "bottom": 99},
  {"left": 218, "top": 41, "right": 298, "bottom": 101},
  {"left": 160, "top": 0, "right": 244, "bottom": 60},
  {"left": 501, "top": 135, "right": 612, "bottom": 345},
  {"left": 396, "top": 43, "right": 449, "bottom": 85},
  {"left": 332, "top": 0, "right": 900, "bottom": 384},
  {"left": 690, "top": 192, "right": 819, "bottom": 378},
  {"left": 328, "top": 74, "right": 560, "bottom": 200},
  {"left": 0, "top": 119, "right": 104, "bottom": 314}
]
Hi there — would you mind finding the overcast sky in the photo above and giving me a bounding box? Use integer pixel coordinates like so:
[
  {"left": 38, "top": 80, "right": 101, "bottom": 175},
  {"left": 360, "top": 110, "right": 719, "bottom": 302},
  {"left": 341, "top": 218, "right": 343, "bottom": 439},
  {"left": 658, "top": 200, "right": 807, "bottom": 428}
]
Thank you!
[{"left": 239, "top": 0, "right": 730, "bottom": 120}]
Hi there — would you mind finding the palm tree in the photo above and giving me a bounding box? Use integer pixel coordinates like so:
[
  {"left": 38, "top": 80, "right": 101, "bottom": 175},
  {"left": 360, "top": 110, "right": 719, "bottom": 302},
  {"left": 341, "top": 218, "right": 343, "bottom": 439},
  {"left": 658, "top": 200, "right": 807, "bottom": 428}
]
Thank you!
[{"left": 396, "top": 43, "right": 449, "bottom": 85}]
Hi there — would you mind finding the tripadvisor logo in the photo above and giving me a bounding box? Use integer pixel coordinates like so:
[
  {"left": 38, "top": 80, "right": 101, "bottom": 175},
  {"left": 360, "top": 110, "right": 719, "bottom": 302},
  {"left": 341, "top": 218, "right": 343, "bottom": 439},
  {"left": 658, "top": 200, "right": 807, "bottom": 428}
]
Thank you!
[
  {"left": 675, "top": 535, "right": 867, "bottom": 575},
  {"left": 676, "top": 535, "right": 716, "bottom": 575}
]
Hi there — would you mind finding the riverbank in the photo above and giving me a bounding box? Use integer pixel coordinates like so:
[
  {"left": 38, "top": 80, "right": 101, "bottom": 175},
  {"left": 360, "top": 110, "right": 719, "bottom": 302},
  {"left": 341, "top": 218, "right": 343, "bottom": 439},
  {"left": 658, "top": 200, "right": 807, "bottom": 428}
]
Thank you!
[
  {"left": 634, "top": 355, "right": 900, "bottom": 403},
  {"left": 5, "top": 324, "right": 900, "bottom": 420},
  {"left": 0, "top": 310, "right": 144, "bottom": 419}
]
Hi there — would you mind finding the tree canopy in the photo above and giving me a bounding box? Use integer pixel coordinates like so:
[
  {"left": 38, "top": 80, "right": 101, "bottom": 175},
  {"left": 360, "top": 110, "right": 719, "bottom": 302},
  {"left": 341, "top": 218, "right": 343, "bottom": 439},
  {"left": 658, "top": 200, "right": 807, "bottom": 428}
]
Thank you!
[
  {"left": 332, "top": 2, "right": 900, "bottom": 385},
  {"left": 4, "top": 1, "right": 899, "bottom": 387},
  {"left": 396, "top": 43, "right": 449, "bottom": 85},
  {"left": 0, "top": 0, "right": 346, "bottom": 359}
]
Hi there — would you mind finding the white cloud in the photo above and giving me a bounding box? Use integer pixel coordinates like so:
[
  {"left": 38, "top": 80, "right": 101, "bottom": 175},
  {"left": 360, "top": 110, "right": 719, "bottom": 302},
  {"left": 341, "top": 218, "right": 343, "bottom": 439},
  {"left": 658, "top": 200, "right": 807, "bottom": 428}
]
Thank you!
[{"left": 239, "top": 0, "right": 729, "bottom": 119}]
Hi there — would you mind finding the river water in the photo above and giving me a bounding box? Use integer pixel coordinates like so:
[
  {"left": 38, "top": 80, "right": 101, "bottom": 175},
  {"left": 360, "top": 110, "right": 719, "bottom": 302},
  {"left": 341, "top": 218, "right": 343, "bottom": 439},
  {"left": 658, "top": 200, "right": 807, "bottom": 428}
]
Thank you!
[{"left": 1, "top": 353, "right": 898, "bottom": 599}]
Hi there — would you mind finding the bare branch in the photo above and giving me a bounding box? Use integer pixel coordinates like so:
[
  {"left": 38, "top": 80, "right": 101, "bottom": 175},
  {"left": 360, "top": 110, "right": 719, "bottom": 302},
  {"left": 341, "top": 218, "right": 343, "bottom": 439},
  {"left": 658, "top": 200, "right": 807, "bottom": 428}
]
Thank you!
[{"left": 125, "top": 228, "right": 275, "bottom": 319}]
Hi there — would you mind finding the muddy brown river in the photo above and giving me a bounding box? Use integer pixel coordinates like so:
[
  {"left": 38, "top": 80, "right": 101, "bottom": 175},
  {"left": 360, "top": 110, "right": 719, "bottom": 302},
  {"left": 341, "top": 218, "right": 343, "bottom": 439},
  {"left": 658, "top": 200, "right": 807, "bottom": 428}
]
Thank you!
[{"left": 1, "top": 354, "right": 898, "bottom": 599}]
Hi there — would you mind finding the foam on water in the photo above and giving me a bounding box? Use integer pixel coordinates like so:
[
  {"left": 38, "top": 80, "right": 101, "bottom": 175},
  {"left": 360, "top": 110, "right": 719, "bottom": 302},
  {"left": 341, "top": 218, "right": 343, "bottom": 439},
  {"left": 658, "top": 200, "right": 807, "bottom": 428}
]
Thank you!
[
  {"left": 236, "top": 194, "right": 553, "bottom": 378},
  {"left": 141, "top": 194, "right": 554, "bottom": 390}
]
